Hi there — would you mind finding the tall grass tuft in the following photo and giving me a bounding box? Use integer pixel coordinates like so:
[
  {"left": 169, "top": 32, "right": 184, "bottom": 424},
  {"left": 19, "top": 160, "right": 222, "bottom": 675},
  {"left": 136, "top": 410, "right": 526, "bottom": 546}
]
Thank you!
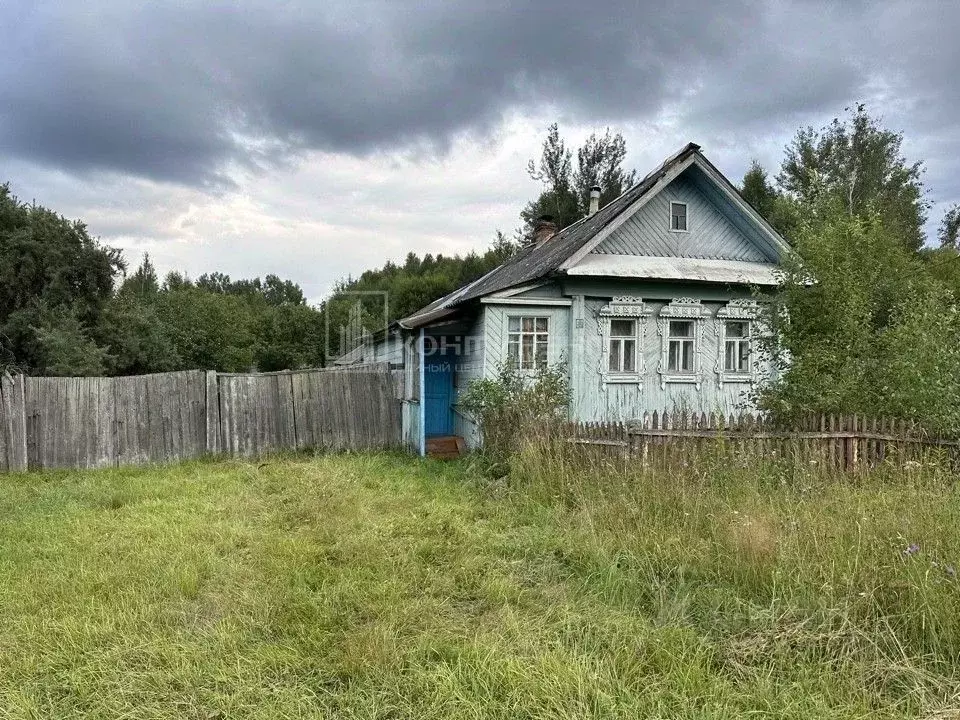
[{"left": 506, "top": 427, "right": 960, "bottom": 715}]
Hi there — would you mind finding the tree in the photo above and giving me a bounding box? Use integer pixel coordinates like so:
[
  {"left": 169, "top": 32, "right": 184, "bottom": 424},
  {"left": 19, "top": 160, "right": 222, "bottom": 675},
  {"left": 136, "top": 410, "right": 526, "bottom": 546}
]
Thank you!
[
  {"left": 939, "top": 204, "right": 960, "bottom": 249},
  {"left": 193, "top": 272, "right": 306, "bottom": 305},
  {"left": 739, "top": 160, "right": 799, "bottom": 240},
  {"left": 522, "top": 123, "right": 578, "bottom": 230},
  {"left": 522, "top": 124, "right": 638, "bottom": 234},
  {"left": 162, "top": 271, "right": 192, "bottom": 292},
  {"left": 741, "top": 161, "right": 779, "bottom": 219},
  {"left": 98, "top": 294, "right": 179, "bottom": 375},
  {"left": 574, "top": 129, "right": 637, "bottom": 212},
  {"left": 0, "top": 183, "right": 123, "bottom": 373},
  {"left": 261, "top": 274, "right": 307, "bottom": 306},
  {"left": 153, "top": 288, "right": 257, "bottom": 372},
  {"left": 119, "top": 254, "right": 160, "bottom": 299},
  {"left": 253, "top": 303, "right": 325, "bottom": 371},
  {"left": 30, "top": 304, "right": 111, "bottom": 377},
  {"left": 778, "top": 104, "right": 928, "bottom": 251},
  {"left": 757, "top": 196, "right": 960, "bottom": 433},
  {"left": 521, "top": 124, "right": 581, "bottom": 232},
  {"left": 326, "top": 232, "right": 519, "bottom": 346}
]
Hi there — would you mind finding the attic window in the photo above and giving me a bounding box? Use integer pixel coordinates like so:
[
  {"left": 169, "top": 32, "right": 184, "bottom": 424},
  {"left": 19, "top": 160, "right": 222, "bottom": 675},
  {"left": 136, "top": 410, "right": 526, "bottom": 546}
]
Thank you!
[{"left": 670, "top": 202, "right": 688, "bottom": 232}]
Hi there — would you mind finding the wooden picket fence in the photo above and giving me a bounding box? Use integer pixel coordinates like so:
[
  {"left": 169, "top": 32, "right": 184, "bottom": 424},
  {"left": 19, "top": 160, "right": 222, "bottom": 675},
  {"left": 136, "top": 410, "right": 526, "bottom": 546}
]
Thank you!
[
  {"left": 0, "top": 364, "right": 402, "bottom": 472},
  {"left": 566, "top": 411, "right": 960, "bottom": 471}
]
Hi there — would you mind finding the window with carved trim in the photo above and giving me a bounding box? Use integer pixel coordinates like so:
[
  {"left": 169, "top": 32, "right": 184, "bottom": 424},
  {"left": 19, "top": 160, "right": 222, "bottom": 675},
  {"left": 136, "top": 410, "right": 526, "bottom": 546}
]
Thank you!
[
  {"left": 723, "top": 321, "right": 751, "bottom": 373},
  {"left": 608, "top": 319, "right": 638, "bottom": 373},
  {"left": 667, "top": 320, "right": 695, "bottom": 372},
  {"left": 507, "top": 316, "right": 549, "bottom": 369}
]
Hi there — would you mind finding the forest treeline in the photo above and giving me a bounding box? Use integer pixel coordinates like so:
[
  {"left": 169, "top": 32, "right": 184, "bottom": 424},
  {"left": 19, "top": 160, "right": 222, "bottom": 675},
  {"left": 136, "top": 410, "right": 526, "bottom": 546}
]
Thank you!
[{"left": 3, "top": 105, "right": 960, "bottom": 431}]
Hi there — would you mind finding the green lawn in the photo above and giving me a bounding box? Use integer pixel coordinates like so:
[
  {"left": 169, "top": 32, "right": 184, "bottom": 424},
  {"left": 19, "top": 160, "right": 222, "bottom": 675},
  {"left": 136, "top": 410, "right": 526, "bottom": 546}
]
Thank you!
[{"left": 0, "top": 452, "right": 957, "bottom": 718}]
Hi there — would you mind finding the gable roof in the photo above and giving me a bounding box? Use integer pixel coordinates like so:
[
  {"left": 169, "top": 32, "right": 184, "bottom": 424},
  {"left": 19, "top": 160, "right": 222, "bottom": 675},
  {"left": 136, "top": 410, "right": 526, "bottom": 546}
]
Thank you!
[{"left": 399, "top": 142, "right": 789, "bottom": 329}]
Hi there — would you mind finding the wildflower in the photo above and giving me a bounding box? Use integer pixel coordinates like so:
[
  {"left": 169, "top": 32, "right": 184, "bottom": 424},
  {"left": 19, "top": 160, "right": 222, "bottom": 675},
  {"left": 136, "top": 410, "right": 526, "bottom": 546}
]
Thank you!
[{"left": 903, "top": 543, "right": 921, "bottom": 557}]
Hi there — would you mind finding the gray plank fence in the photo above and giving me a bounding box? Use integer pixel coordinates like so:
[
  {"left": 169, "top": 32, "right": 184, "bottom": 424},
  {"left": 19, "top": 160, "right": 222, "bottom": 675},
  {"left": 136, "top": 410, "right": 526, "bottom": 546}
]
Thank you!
[
  {"left": 0, "top": 364, "right": 401, "bottom": 472},
  {"left": 566, "top": 411, "right": 960, "bottom": 472}
]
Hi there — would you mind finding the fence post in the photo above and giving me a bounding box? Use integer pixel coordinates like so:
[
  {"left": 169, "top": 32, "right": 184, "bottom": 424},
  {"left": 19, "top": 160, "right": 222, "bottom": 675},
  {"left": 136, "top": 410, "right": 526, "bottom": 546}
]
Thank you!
[
  {"left": 205, "top": 370, "right": 221, "bottom": 455},
  {"left": 0, "top": 373, "right": 28, "bottom": 472}
]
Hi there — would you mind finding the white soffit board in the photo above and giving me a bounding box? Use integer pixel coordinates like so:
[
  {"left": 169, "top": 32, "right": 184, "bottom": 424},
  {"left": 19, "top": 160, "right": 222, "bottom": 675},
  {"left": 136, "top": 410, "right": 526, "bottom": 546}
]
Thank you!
[{"left": 565, "top": 255, "right": 781, "bottom": 286}]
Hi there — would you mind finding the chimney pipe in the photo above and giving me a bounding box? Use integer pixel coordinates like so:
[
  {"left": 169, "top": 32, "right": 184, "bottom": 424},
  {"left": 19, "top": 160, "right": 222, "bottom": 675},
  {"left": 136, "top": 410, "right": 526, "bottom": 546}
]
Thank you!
[
  {"left": 588, "top": 186, "right": 601, "bottom": 217},
  {"left": 529, "top": 214, "right": 558, "bottom": 246}
]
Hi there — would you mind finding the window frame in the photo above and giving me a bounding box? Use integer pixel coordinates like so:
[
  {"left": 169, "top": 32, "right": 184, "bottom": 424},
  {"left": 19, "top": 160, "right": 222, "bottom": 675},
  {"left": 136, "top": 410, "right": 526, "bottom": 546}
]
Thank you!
[
  {"left": 723, "top": 320, "right": 752, "bottom": 375},
  {"left": 607, "top": 317, "right": 640, "bottom": 377},
  {"left": 715, "top": 300, "right": 760, "bottom": 385},
  {"left": 506, "top": 314, "right": 550, "bottom": 370},
  {"left": 657, "top": 298, "right": 707, "bottom": 389},
  {"left": 598, "top": 297, "right": 650, "bottom": 384},
  {"left": 669, "top": 201, "right": 689, "bottom": 233},
  {"left": 666, "top": 319, "right": 696, "bottom": 374}
]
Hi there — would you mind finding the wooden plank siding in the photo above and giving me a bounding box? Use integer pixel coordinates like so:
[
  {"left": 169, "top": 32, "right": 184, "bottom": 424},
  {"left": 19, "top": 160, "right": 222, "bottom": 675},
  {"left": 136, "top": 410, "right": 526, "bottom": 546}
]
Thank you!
[
  {"left": 452, "top": 314, "right": 484, "bottom": 447},
  {"left": 591, "top": 174, "right": 770, "bottom": 262},
  {"left": 481, "top": 305, "right": 571, "bottom": 374}
]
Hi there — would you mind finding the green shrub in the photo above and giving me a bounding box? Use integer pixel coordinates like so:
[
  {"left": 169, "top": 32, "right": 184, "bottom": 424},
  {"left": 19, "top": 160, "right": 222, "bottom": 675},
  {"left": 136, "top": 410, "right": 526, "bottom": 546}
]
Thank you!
[{"left": 459, "top": 362, "right": 569, "bottom": 469}]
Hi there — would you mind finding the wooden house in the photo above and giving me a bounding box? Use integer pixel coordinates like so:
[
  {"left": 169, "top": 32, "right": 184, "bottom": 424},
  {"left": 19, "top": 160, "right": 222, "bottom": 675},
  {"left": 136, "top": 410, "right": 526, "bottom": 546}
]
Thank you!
[{"left": 349, "top": 143, "right": 790, "bottom": 453}]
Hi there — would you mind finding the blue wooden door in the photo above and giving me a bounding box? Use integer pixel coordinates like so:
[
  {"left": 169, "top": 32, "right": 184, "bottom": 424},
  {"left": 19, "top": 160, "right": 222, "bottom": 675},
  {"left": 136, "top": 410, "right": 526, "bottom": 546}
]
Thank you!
[{"left": 424, "top": 353, "right": 454, "bottom": 437}]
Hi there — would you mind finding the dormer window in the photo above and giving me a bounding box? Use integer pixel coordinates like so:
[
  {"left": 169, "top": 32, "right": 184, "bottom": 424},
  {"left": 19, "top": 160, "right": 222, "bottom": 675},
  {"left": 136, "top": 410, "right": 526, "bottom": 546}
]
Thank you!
[{"left": 670, "top": 201, "right": 688, "bottom": 232}]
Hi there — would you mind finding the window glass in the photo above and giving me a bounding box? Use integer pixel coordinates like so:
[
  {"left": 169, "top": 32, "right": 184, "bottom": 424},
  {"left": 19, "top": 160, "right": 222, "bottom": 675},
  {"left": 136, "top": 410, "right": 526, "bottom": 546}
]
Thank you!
[
  {"left": 670, "top": 202, "right": 688, "bottom": 231},
  {"left": 725, "top": 321, "right": 747, "bottom": 338},
  {"left": 623, "top": 339, "right": 636, "bottom": 372},
  {"left": 607, "top": 318, "right": 637, "bottom": 374},
  {"left": 723, "top": 321, "right": 751, "bottom": 373},
  {"left": 667, "top": 319, "right": 695, "bottom": 372},
  {"left": 669, "top": 320, "right": 693, "bottom": 338},
  {"left": 507, "top": 316, "right": 550, "bottom": 369}
]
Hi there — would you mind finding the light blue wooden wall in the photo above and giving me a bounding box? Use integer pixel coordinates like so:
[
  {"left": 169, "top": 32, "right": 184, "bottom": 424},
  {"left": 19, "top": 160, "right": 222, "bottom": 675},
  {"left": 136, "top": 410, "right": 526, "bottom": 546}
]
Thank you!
[
  {"left": 452, "top": 314, "right": 485, "bottom": 447},
  {"left": 568, "top": 295, "right": 770, "bottom": 421},
  {"left": 591, "top": 172, "right": 771, "bottom": 262},
  {"left": 450, "top": 303, "right": 570, "bottom": 446},
  {"left": 400, "top": 336, "right": 421, "bottom": 451},
  {"left": 481, "top": 304, "right": 571, "bottom": 373},
  {"left": 463, "top": 295, "right": 762, "bottom": 425}
]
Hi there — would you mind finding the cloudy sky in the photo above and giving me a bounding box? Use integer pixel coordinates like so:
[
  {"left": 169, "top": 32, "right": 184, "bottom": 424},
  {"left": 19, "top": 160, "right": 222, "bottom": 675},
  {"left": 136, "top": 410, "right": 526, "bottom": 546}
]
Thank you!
[{"left": 2, "top": 0, "right": 958, "bottom": 303}]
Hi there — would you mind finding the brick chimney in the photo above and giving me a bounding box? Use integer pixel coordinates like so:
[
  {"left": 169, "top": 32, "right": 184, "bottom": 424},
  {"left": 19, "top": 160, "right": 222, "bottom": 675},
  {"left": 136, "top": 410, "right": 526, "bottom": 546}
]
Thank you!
[
  {"left": 529, "top": 214, "right": 558, "bottom": 246},
  {"left": 588, "top": 186, "right": 601, "bottom": 216}
]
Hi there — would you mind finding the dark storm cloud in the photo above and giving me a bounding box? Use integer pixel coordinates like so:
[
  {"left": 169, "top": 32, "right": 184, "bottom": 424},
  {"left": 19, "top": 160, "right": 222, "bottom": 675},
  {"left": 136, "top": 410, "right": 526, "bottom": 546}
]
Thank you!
[
  {"left": 0, "top": 0, "right": 766, "bottom": 184},
  {"left": 1, "top": 0, "right": 958, "bottom": 188}
]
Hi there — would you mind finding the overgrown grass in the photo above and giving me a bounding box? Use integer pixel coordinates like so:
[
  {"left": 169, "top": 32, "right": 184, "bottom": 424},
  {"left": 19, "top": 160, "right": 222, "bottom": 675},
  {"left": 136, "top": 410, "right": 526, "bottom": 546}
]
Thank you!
[{"left": 0, "top": 449, "right": 957, "bottom": 718}]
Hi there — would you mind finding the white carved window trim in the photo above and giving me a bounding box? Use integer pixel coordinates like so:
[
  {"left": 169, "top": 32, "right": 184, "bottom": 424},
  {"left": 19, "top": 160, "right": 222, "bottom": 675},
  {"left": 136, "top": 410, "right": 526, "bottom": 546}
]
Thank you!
[
  {"left": 597, "top": 296, "right": 650, "bottom": 384},
  {"left": 657, "top": 298, "right": 708, "bottom": 389},
  {"left": 715, "top": 299, "right": 759, "bottom": 385}
]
